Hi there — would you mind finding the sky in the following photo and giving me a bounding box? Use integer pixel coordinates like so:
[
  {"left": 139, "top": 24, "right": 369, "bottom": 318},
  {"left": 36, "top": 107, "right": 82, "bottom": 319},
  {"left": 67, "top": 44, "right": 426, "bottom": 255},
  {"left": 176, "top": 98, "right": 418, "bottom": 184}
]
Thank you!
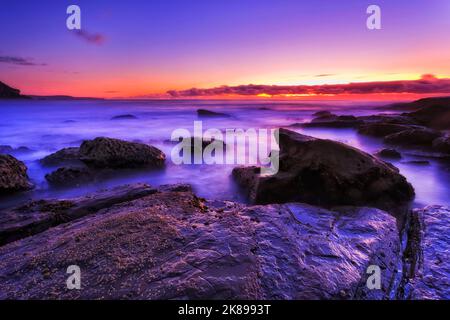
[{"left": 1, "top": 0, "right": 450, "bottom": 99}]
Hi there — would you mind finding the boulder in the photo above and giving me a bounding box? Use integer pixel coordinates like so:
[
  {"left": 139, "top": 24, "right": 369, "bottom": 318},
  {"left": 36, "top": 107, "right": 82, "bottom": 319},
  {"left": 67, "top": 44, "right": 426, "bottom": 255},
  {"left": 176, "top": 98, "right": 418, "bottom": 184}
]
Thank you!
[
  {"left": 358, "top": 123, "right": 415, "bottom": 137},
  {"left": 45, "top": 166, "right": 93, "bottom": 186},
  {"left": 233, "top": 128, "right": 414, "bottom": 209},
  {"left": 79, "top": 137, "right": 166, "bottom": 169},
  {"left": 0, "top": 154, "right": 33, "bottom": 194},
  {"left": 40, "top": 147, "right": 81, "bottom": 166},
  {"left": 197, "top": 109, "right": 230, "bottom": 118},
  {"left": 0, "top": 186, "right": 400, "bottom": 300},
  {"left": 375, "top": 148, "right": 402, "bottom": 159},
  {"left": 384, "top": 128, "right": 442, "bottom": 147}
]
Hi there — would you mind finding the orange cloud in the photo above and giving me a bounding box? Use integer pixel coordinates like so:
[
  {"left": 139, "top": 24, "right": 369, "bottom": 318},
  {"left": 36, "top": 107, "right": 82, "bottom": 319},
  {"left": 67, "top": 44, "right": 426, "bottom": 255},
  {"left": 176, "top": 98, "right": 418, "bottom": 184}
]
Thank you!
[{"left": 167, "top": 75, "right": 450, "bottom": 98}]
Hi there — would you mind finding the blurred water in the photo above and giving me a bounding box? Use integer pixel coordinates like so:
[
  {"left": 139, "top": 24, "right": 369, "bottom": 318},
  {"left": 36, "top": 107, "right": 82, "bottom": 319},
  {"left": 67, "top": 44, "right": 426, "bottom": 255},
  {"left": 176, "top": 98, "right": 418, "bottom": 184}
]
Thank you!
[{"left": 0, "top": 99, "right": 449, "bottom": 209}]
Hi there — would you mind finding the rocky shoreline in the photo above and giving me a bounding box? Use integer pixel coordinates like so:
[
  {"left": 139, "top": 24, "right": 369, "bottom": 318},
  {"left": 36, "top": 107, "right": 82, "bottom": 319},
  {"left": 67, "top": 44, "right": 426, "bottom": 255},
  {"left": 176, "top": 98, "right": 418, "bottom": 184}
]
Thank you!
[{"left": 0, "top": 97, "right": 449, "bottom": 299}]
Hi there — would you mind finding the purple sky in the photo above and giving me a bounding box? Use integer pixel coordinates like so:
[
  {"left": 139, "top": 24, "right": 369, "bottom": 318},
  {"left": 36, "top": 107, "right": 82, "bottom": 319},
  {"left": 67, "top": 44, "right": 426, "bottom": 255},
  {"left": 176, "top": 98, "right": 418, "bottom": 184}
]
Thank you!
[{"left": 1, "top": 0, "right": 449, "bottom": 98}]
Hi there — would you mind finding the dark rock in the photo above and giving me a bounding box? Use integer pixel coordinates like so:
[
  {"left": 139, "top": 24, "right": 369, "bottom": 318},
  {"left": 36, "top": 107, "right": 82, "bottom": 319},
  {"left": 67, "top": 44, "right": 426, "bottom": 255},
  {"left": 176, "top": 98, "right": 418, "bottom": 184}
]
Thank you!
[
  {"left": 402, "top": 160, "right": 430, "bottom": 165},
  {"left": 312, "top": 110, "right": 333, "bottom": 117},
  {"left": 170, "top": 137, "right": 226, "bottom": 156},
  {"left": 375, "top": 148, "right": 402, "bottom": 159},
  {"left": 197, "top": 109, "right": 230, "bottom": 118},
  {"left": 406, "top": 206, "right": 450, "bottom": 299},
  {"left": 40, "top": 147, "right": 81, "bottom": 166},
  {"left": 0, "top": 145, "right": 32, "bottom": 155},
  {"left": 358, "top": 123, "right": 415, "bottom": 137},
  {"left": 233, "top": 128, "right": 414, "bottom": 209},
  {"left": 0, "top": 183, "right": 157, "bottom": 246},
  {"left": 301, "top": 114, "right": 363, "bottom": 128},
  {"left": 432, "top": 136, "right": 450, "bottom": 154},
  {"left": 0, "top": 145, "right": 13, "bottom": 154},
  {"left": 384, "top": 128, "right": 442, "bottom": 147},
  {"left": 0, "top": 154, "right": 33, "bottom": 194},
  {"left": 357, "top": 114, "right": 419, "bottom": 125},
  {"left": 110, "top": 114, "right": 138, "bottom": 120},
  {"left": 79, "top": 137, "right": 166, "bottom": 169},
  {"left": 384, "top": 97, "right": 450, "bottom": 112},
  {"left": 0, "top": 187, "right": 400, "bottom": 299},
  {"left": 0, "top": 81, "right": 29, "bottom": 99},
  {"left": 405, "top": 104, "right": 450, "bottom": 130},
  {"left": 45, "top": 166, "right": 93, "bottom": 186}
]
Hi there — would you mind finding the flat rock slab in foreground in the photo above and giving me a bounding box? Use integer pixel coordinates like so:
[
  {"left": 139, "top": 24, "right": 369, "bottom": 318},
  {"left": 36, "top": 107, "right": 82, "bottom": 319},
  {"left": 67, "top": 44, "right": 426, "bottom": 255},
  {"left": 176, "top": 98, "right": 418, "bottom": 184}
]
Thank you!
[
  {"left": 0, "top": 183, "right": 157, "bottom": 246},
  {"left": 0, "top": 186, "right": 400, "bottom": 299}
]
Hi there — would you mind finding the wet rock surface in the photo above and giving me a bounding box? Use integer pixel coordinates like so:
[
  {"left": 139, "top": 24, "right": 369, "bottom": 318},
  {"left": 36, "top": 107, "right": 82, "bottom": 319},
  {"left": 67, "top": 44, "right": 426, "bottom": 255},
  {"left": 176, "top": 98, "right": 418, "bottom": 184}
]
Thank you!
[
  {"left": 403, "top": 206, "right": 450, "bottom": 300},
  {"left": 233, "top": 129, "right": 414, "bottom": 209},
  {"left": 0, "top": 185, "right": 400, "bottom": 299},
  {"left": 0, "top": 154, "right": 33, "bottom": 195}
]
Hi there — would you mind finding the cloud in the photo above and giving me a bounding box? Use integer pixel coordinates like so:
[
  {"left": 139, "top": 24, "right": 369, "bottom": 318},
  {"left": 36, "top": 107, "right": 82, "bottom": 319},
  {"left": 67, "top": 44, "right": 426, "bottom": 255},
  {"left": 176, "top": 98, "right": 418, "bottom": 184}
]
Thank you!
[
  {"left": 167, "top": 75, "right": 450, "bottom": 97},
  {"left": 74, "top": 30, "right": 105, "bottom": 45},
  {"left": 315, "top": 74, "right": 335, "bottom": 77},
  {"left": 0, "top": 56, "right": 46, "bottom": 66}
]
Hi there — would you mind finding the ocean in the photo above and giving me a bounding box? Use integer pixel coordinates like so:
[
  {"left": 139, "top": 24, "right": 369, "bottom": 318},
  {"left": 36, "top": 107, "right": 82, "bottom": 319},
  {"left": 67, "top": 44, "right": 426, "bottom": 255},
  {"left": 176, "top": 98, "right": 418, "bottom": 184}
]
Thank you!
[{"left": 1, "top": 99, "right": 449, "bottom": 209}]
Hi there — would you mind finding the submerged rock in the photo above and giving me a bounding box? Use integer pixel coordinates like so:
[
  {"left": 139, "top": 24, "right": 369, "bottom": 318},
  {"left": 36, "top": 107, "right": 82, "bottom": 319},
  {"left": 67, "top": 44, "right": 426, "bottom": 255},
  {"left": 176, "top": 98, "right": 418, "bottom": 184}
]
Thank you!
[
  {"left": 375, "top": 148, "right": 402, "bottom": 159},
  {"left": 0, "top": 185, "right": 400, "bottom": 299},
  {"left": 0, "top": 145, "right": 32, "bottom": 155},
  {"left": 302, "top": 114, "right": 363, "bottom": 128},
  {"left": 197, "top": 109, "right": 230, "bottom": 118},
  {"left": 358, "top": 123, "right": 415, "bottom": 137},
  {"left": 45, "top": 166, "right": 93, "bottom": 186},
  {"left": 312, "top": 110, "right": 333, "bottom": 117},
  {"left": 432, "top": 136, "right": 450, "bottom": 154},
  {"left": 110, "top": 114, "right": 138, "bottom": 120},
  {"left": 78, "top": 137, "right": 166, "bottom": 169},
  {"left": 40, "top": 147, "right": 81, "bottom": 166},
  {"left": 0, "top": 154, "right": 33, "bottom": 195},
  {"left": 233, "top": 128, "right": 414, "bottom": 209},
  {"left": 384, "top": 128, "right": 442, "bottom": 147}
]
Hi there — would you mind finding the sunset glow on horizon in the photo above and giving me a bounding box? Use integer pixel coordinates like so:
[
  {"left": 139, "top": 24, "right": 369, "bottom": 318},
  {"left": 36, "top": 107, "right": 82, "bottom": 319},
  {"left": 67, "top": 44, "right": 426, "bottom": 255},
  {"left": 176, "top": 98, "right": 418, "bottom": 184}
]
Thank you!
[{"left": 1, "top": 0, "right": 450, "bottom": 100}]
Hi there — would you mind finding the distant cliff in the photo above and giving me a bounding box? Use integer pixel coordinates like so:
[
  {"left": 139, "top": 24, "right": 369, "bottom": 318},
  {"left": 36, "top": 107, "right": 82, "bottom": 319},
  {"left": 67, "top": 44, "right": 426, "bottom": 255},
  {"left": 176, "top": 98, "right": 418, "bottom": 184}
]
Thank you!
[{"left": 0, "top": 81, "right": 29, "bottom": 99}]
